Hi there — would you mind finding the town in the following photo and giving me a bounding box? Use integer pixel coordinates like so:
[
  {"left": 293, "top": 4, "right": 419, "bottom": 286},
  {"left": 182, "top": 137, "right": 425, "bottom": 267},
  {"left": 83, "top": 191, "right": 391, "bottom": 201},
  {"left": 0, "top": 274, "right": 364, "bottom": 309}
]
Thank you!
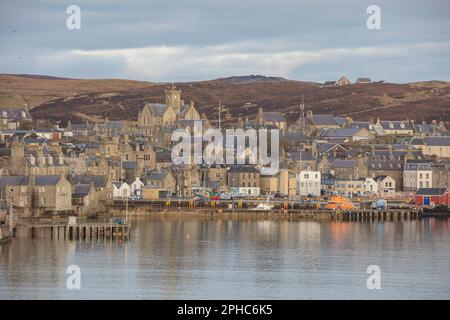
[{"left": 0, "top": 83, "right": 450, "bottom": 228}]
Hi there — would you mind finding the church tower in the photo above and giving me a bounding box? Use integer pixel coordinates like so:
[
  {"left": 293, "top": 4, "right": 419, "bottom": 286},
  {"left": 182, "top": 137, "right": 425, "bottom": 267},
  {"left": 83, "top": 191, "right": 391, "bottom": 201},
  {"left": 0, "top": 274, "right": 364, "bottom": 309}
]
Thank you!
[{"left": 165, "top": 84, "right": 182, "bottom": 114}]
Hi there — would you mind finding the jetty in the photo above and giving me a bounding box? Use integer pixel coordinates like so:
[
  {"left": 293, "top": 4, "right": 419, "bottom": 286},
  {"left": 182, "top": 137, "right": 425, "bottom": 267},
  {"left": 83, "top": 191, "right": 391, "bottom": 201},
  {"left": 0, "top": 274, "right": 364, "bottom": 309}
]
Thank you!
[{"left": 18, "top": 217, "right": 131, "bottom": 240}]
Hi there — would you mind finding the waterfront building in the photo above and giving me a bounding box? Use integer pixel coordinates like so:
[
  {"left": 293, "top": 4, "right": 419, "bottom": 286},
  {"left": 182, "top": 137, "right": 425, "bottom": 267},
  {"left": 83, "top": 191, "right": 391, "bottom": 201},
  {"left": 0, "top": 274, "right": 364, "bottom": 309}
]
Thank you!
[
  {"left": 403, "top": 161, "right": 433, "bottom": 192},
  {"left": 297, "top": 170, "right": 321, "bottom": 197}
]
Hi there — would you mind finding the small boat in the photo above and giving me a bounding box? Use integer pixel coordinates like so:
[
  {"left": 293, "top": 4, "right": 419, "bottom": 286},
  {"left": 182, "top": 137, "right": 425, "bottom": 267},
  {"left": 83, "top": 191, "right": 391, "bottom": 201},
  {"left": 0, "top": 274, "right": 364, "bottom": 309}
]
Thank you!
[{"left": 252, "top": 203, "right": 274, "bottom": 211}]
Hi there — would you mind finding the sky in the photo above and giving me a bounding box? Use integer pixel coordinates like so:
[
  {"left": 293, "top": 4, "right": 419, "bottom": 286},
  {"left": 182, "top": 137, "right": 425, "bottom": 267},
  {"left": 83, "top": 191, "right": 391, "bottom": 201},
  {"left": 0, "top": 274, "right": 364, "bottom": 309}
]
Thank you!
[{"left": 0, "top": 0, "right": 449, "bottom": 83}]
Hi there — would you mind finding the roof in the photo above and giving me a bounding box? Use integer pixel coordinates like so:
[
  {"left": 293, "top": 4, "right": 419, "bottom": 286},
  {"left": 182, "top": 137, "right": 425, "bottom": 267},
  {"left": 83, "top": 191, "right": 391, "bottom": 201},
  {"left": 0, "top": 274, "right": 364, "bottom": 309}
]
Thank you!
[
  {"left": 331, "top": 159, "right": 357, "bottom": 169},
  {"left": 122, "top": 161, "right": 137, "bottom": 170},
  {"left": 368, "top": 160, "right": 404, "bottom": 171},
  {"left": 416, "top": 188, "right": 447, "bottom": 196},
  {"left": 263, "top": 112, "right": 286, "bottom": 122},
  {"left": 69, "top": 174, "right": 106, "bottom": 188},
  {"left": 73, "top": 184, "right": 91, "bottom": 198},
  {"left": 287, "top": 150, "right": 316, "bottom": 161},
  {"left": 146, "top": 170, "right": 169, "bottom": 181},
  {"left": 379, "top": 121, "right": 413, "bottom": 131},
  {"left": 35, "top": 175, "right": 62, "bottom": 186},
  {"left": 145, "top": 103, "right": 169, "bottom": 116},
  {"left": 0, "top": 107, "right": 32, "bottom": 121},
  {"left": 404, "top": 162, "right": 432, "bottom": 171},
  {"left": 424, "top": 136, "right": 450, "bottom": 146},
  {"left": 228, "top": 165, "right": 259, "bottom": 173},
  {"left": 309, "top": 115, "right": 339, "bottom": 126},
  {"left": 0, "top": 176, "right": 29, "bottom": 186},
  {"left": 321, "top": 128, "right": 364, "bottom": 138}
]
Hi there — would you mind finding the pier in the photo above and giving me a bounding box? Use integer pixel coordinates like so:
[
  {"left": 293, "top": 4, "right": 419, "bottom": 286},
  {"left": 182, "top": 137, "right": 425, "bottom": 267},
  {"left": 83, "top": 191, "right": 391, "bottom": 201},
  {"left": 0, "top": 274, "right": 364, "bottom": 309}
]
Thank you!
[{"left": 19, "top": 220, "right": 131, "bottom": 240}]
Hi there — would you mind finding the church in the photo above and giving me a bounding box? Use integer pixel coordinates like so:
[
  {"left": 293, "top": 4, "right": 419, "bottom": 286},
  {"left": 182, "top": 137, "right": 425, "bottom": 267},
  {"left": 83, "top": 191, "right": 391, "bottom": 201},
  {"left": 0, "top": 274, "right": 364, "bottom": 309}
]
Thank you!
[{"left": 138, "top": 85, "right": 202, "bottom": 135}]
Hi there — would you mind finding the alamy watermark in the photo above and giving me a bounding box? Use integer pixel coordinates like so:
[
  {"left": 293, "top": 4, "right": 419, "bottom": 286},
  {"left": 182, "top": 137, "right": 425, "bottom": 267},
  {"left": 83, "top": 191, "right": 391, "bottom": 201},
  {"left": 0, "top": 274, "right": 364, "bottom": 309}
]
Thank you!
[
  {"left": 366, "top": 265, "right": 381, "bottom": 289},
  {"left": 366, "top": 5, "right": 381, "bottom": 30},
  {"left": 66, "top": 5, "right": 81, "bottom": 30},
  {"left": 171, "top": 121, "right": 280, "bottom": 174},
  {"left": 66, "top": 265, "right": 81, "bottom": 290}
]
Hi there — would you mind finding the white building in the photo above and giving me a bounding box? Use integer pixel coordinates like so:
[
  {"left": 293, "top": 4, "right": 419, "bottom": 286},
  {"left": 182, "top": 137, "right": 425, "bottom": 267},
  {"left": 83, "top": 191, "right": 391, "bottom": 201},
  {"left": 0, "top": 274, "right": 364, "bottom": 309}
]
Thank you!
[
  {"left": 130, "top": 177, "right": 144, "bottom": 196},
  {"left": 363, "top": 177, "right": 378, "bottom": 196},
  {"left": 374, "top": 175, "right": 396, "bottom": 195},
  {"left": 403, "top": 162, "right": 432, "bottom": 192},
  {"left": 297, "top": 170, "right": 321, "bottom": 196},
  {"left": 112, "top": 181, "right": 131, "bottom": 199}
]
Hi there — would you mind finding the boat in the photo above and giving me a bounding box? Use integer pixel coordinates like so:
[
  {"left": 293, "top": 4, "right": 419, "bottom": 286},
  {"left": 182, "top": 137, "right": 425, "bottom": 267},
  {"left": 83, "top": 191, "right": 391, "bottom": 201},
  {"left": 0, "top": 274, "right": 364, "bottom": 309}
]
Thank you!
[
  {"left": 252, "top": 203, "right": 274, "bottom": 211},
  {"left": 325, "top": 195, "right": 356, "bottom": 210}
]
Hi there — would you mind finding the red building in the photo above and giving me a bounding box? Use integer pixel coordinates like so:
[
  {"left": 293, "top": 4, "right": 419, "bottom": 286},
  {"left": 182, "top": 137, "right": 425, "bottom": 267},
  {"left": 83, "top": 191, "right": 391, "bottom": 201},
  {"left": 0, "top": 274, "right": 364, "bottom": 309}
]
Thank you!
[{"left": 415, "top": 188, "right": 449, "bottom": 206}]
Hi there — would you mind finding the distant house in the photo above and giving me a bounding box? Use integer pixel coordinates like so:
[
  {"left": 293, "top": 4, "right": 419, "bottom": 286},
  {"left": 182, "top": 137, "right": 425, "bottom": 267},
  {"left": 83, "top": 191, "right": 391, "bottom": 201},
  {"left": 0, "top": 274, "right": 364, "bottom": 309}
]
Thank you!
[
  {"left": 403, "top": 162, "right": 433, "bottom": 192},
  {"left": 414, "top": 188, "right": 449, "bottom": 206},
  {"left": 374, "top": 175, "right": 396, "bottom": 194},
  {"left": 322, "top": 76, "right": 351, "bottom": 86},
  {"left": 112, "top": 181, "right": 131, "bottom": 199},
  {"left": 363, "top": 177, "right": 378, "bottom": 196},
  {"left": 356, "top": 78, "right": 372, "bottom": 84},
  {"left": 336, "top": 76, "right": 352, "bottom": 86},
  {"left": 0, "top": 107, "right": 32, "bottom": 130}
]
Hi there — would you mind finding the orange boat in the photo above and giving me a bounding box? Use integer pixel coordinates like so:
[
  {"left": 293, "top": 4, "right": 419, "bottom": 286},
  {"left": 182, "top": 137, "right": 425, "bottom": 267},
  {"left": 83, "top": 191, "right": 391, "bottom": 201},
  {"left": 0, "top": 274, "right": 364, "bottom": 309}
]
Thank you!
[{"left": 325, "top": 195, "right": 356, "bottom": 210}]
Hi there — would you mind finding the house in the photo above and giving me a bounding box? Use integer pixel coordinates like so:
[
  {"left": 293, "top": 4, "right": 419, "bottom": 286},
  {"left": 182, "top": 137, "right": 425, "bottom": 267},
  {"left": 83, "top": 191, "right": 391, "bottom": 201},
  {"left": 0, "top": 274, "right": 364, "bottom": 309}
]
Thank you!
[
  {"left": 374, "top": 175, "right": 396, "bottom": 195},
  {"left": 319, "top": 127, "right": 374, "bottom": 142},
  {"left": 368, "top": 159, "right": 404, "bottom": 191},
  {"left": 33, "top": 175, "right": 72, "bottom": 214},
  {"left": 0, "top": 176, "right": 30, "bottom": 214},
  {"left": 297, "top": 170, "right": 321, "bottom": 197},
  {"left": 334, "top": 178, "right": 365, "bottom": 197},
  {"left": 403, "top": 162, "right": 433, "bottom": 192},
  {"left": 356, "top": 78, "right": 372, "bottom": 84},
  {"left": 112, "top": 181, "right": 131, "bottom": 199},
  {"left": 145, "top": 170, "right": 176, "bottom": 194},
  {"left": 421, "top": 137, "right": 450, "bottom": 158},
  {"left": 255, "top": 107, "right": 287, "bottom": 130},
  {"left": 0, "top": 107, "right": 32, "bottom": 130},
  {"left": 374, "top": 119, "right": 414, "bottom": 136},
  {"left": 415, "top": 188, "right": 449, "bottom": 206},
  {"left": 227, "top": 165, "right": 260, "bottom": 196},
  {"left": 72, "top": 183, "right": 98, "bottom": 216},
  {"left": 129, "top": 177, "right": 144, "bottom": 196},
  {"left": 141, "top": 186, "right": 167, "bottom": 200},
  {"left": 335, "top": 76, "right": 352, "bottom": 86},
  {"left": 363, "top": 177, "right": 378, "bottom": 196}
]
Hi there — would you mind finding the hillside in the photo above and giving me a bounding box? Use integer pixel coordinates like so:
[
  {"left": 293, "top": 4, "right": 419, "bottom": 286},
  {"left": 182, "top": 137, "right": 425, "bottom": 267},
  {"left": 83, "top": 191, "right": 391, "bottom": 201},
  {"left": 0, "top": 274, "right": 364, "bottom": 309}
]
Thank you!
[{"left": 1, "top": 74, "right": 449, "bottom": 125}]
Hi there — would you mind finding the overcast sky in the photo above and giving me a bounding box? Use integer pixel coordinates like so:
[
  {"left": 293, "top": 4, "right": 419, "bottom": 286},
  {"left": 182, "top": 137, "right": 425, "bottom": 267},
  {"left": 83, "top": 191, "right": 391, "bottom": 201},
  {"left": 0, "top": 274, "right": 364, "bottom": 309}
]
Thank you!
[{"left": 1, "top": 0, "right": 449, "bottom": 82}]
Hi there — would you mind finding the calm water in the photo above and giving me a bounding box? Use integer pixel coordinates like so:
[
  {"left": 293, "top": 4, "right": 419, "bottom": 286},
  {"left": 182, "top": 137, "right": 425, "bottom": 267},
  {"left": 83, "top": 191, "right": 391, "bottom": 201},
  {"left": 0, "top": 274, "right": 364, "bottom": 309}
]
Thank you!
[{"left": 0, "top": 216, "right": 449, "bottom": 299}]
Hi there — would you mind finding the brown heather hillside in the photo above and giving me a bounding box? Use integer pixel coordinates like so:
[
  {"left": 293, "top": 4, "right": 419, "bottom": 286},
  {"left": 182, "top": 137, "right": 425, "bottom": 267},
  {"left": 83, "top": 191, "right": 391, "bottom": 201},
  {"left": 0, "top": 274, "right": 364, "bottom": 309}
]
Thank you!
[{"left": 1, "top": 74, "right": 449, "bottom": 125}]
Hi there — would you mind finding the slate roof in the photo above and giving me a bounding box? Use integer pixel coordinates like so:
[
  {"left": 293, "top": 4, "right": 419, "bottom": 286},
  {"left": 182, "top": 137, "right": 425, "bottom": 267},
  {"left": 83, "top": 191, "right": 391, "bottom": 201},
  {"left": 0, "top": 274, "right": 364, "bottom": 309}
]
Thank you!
[
  {"left": 228, "top": 165, "right": 259, "bottom": 173},
  {"left": 35, "top": 175, "right": 62, "bottom": 186},
  {"left": 424, "top": 136, "right": 450, "bottom": 146},
  {"left": 0, "top": 176, "right": 29, "bottom": 186},
  {"left": 379, "top": 121, "right": 413, "bottom": 131},
  {"left": 69, "top": 174, "right": 106, "bottom": 188},
  {"left": 146, "top": 170, "right": 168, "bottom": 181},
  {"left": 263, "top": 112, "right": 286, "bottom": 122},
  {"left": 0, "top": 107, "right": 32, "bottom": 121},
  {"left": 321, "top": 128, "right": 364, "bottom": 138},
  {"left": 287, "top": 150, "right": 316, "bottom": 161},
  {"left": 367, "top": 160, "right": 404, "bottom": 171},
  {"left": 73, "top": 184, "right": 91, "bottom": 198},
  {"left": 122, "top": 161, "right": 137, "bottom": 170},
  {"left": 416, "top": 188, "right": 447, "bottom": 196},
  {"left": 308, "top": 115, "right": 339, "bottom": 126},
  {"left": 145, "top": 103, "right": 169, "bottom": 116},
  {"left": 331, "top": 159, "right": 357, "bottom": 169}
]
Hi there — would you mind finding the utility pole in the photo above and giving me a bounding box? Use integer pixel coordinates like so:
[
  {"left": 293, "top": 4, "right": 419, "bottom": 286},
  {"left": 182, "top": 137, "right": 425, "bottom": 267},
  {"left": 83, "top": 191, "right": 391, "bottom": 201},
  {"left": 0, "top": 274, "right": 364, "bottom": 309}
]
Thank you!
[{"left": 218, "top": 100, "right": 222, "bottom": 130}]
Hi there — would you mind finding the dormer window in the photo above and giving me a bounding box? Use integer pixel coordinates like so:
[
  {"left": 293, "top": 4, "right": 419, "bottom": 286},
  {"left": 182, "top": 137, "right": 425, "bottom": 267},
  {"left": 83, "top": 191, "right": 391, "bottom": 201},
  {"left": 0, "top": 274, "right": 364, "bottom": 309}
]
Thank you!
[
  {"left": 400, "top": 123, "right": 405, "bottom": 129},
  {"left": 389, "top": 122, "right": 394, "bottom": 129},
  {"left": 2, "top": 111, "right": 7, "bottom": 118}
]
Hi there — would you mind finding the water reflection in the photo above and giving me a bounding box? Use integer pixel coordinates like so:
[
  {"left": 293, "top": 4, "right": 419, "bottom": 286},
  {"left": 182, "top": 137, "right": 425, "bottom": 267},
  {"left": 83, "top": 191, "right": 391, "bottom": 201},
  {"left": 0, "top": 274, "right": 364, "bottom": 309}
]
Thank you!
[{"left": 0, "top": 217, "right": 449, "bottom": 299}]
